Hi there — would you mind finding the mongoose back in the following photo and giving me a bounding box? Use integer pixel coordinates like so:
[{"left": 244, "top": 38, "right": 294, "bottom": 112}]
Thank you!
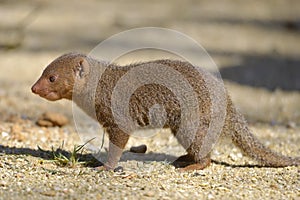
[{"left": 31, "top": 52, "right": 299, "bottom": 170}]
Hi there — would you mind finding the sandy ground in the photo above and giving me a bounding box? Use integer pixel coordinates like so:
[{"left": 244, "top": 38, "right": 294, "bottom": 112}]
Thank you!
[{"left": 0, "top": 0, "right": 299, "bottom": 199}]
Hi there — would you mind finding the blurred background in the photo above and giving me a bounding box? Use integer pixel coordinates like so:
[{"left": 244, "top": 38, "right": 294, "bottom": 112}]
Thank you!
[{"left": 0, "top": 0, "right": 299, "bottom": 125}]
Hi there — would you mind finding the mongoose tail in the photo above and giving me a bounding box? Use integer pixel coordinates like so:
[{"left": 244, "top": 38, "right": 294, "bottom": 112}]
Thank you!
[{"left": 226, "top": 99, "right": 300, "bottom": 167}]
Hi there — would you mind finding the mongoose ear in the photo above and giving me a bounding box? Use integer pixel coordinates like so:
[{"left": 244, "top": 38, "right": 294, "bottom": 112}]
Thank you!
[{"left": 74, "top": 59, "right": 88, "bottom": 79}]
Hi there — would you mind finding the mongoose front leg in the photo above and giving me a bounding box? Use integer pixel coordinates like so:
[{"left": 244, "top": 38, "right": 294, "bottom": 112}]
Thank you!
[{"left": 96, "top": 127, "right": 129, "bottom": 170}]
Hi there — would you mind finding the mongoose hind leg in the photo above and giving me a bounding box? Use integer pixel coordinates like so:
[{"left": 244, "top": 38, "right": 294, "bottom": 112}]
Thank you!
[
  {"left": 172, "top": 154, "right": 195, "bottom": 168},
  {"left": 172, "top": 154, "right": 211, "bottom": 171}
]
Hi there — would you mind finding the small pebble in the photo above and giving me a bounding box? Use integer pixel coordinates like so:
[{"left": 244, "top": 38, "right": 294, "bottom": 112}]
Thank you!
[
  {"left": 144, "top": 191, "right": 155, "bottom": 197},
  {"left": 114, "top": 166, "right": 124, "bottom": 173},
  {"left": 130, "top": 144, "right": 147, "bottom": 153}
]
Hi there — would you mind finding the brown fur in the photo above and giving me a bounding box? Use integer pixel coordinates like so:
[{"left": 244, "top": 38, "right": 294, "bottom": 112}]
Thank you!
[{"left": 32, "top": 52, "right": 299, "bottom": 170}]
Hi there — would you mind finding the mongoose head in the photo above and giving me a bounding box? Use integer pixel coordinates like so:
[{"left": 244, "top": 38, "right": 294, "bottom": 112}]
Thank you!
[{"left": 31, "top": 52, "right": 89, "bottom": 101}]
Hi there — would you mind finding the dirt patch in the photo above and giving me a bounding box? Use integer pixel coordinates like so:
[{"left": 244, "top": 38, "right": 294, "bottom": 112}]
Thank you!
[{"left": 36, "top": 112, "right": 69, "bottom": 127}]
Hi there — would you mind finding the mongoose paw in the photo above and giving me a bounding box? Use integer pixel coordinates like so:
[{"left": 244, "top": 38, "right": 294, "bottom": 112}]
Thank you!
[
  {"left": 172, "top": 154, "right": 195, "bottom": 168},
  {"left": 173, "top": 154, "right": 211, "bottom": 172}
]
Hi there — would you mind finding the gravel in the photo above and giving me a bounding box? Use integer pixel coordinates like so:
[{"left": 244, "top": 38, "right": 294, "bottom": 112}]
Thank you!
[{"left": 0, "top": 119, "right": 299, "bottom": 200}]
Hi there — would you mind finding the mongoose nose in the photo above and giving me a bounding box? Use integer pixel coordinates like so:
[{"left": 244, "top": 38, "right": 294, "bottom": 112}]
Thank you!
[{"left": 31, "top": 85, "right": 38, "bottom": 94}]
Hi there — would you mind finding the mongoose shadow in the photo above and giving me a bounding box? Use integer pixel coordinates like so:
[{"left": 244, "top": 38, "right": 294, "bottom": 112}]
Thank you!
[
  {"left": 0, "top": 144, "right": 103, "bottom": 167},
  {"left": 0, "top": 144, "right": 265, "bottom": 168},
  {"left": 0, "top": 144, "right": 178, "bottom": 167}
]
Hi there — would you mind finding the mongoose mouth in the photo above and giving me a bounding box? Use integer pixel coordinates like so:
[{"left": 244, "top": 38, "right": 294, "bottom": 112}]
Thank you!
[
  {"left": 40, "top": 91, "right": 61, "bottom": 101},
  {"left": 32, "top": 87, "right": 60, "bottom": 101}
]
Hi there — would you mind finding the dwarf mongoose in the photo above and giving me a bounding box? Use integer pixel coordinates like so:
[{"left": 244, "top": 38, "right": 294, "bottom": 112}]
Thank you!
[{"left": 31, "top": 52, "right": 299, "bottom": 170}]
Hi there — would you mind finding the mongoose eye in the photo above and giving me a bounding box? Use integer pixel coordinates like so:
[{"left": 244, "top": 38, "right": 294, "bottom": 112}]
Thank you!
[{"left": 49, "top": 76, "right": 56, "bottom": 83}]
